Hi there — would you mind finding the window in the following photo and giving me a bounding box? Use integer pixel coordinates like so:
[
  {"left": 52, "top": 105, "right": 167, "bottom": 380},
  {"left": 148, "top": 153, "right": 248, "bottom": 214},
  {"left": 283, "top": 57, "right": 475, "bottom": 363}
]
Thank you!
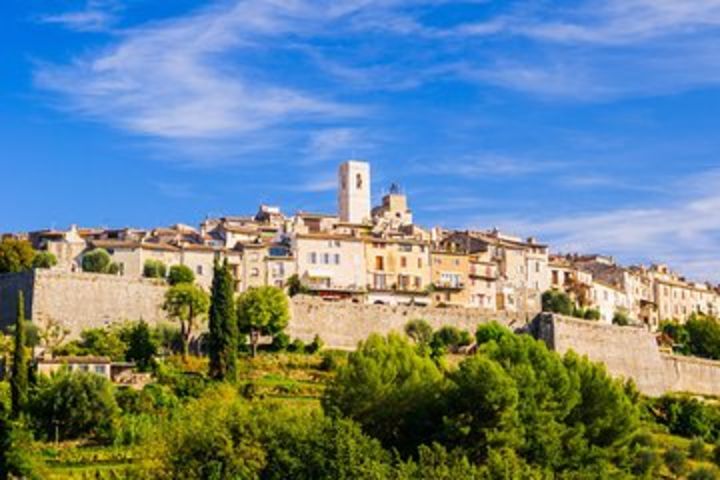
[
  {"left": 196, "top": 265, "right": 203, "bottom": 275},
  {"left": 535, "top": 262, "right": 540, "bottom": 273},
  {"left": 454, "top": 259, "right": 460, "bottom": 266},
  {"left": 79, "top": 364, "right": 89, "bottom": 372},
  {"left": 399, "top": 244, "right": 412, "bottom": 252},
  {"left": 334, "top": 254, "right": 340, "bottom": 265},
  {"left": 440, "top": 272, "right": 462, "bottom": 287},
  {"left": 309, "top": 252, "right": 317, "bottom": 264},
  {"left": 251, "top": 268, "right": 260, "bottom": 277},
  {"left": 356, "top": 173, "right": 363, "bottom": 189},
  {"left": 417, "top": 258, "right": 423, "bottom": 268},
  {"left": 95, "top": 365, "right": 106, "bottom": 375},
  {"left": 322, "top": 253, "right": 330, "bottom": 264},
  {"left": 400, "top": 256, "right": 407, "bottom": 268},
  {"left": 373, "top": 274, "right": 387, "bottom": 289},
  {"left": 375, "top": 256, "right": 384, "bottom": 271},
  {"left": 415, "top": 277, "right": 421, "bottom": 288}
]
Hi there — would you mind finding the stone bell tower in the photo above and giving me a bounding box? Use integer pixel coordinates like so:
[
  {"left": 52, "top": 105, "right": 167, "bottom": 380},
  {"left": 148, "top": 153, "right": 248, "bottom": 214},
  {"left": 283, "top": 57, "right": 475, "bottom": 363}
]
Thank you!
[{"left": 338, "top": 160, "right": 370, "bottom": 224}]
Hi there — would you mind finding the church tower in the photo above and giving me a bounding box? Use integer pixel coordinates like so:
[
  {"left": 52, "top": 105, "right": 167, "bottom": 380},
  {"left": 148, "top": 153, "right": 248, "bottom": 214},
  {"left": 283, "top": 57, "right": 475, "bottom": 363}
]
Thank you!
[{"left": 338, "top": 160, "right": 370, "bottom": 224}]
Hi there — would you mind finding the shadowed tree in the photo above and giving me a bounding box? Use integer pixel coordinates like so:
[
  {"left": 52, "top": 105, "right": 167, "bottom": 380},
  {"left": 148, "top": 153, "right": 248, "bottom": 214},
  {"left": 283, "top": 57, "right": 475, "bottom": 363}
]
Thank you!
[
  {"left": 208, "top": 259, "right": 238, "bottom": 381},
  {"left": 10, "top": 292, "right": 28, "bottom": 418}
]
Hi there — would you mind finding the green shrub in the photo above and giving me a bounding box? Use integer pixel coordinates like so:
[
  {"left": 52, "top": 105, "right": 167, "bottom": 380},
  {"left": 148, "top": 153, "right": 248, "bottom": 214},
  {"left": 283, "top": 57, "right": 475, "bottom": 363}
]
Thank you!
[
  {"left": 32, "top": 251, "right": 57, "bottom": 269},
  {"left": 143, "top": 260, "right": 167, "bottom": 279},
  {"left": 583, "top": 308, "right": 601, "bottom": 321},
  {"left": 541, "top": 289, "right": 575, "bottom": 315},
  {"left": 689, "top": 466, "right": 720, "bottom": 480},
  {"left": 404, "top": 319, "right": 433, "bottom": 347},
  {"left": 631, "top": 448, "right": 661, "bottom": 477},
  {"left": 476, "top": 322, "right": 511, "bottom": 346},
  {"left": 613, "top": 310, "right": 631, "bottom": 326},
  {"left": 168, "top": 264, "right": 196, "bottom": 285},
  {"left": 288, "top": 339, "right": 305, "bottom": 353},
  {"left": 306, "top": 334, "right": 324, "bottom": 354},
  {"left": 319, "top": 350, "right": 348, "bottom": 372},
  {"left": 713, "top": 442, "right": 720, "bottom": 465},
  {"left": 690, "top": 437, "right": 708, "bottom": 460},
  {"left": 30, "top": 371, "right": 120, "bottom": 441},
  {"left": 664, "top": 446, "right": 688, "bottom": 477},
  {"left": 270, "top": 332, "right": 290, "bottom": 352},
  {"left": 82, "top": 248, "right": 112, "bottom": 273}
]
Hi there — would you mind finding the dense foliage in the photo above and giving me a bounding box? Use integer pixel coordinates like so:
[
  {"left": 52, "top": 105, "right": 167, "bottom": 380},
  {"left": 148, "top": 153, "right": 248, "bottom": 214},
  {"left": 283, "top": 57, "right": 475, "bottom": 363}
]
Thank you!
[
  {"left": 325, "top": 326, "right": 641, "bottom": 475},
  {"left": 661, "top": 313, "right": 720, "bottom": 359},
  {"left": 143, "top": 259, "right": 167, "bottom": 279},
  {"left": 31, "top": 251, "right": 57, "bottom": 269},
  {"left": 167, "top": 264, "right": 195, "bottom": 285},
  {"left": 30, "top": 371, "right": 119, "bottom": 441},
  {"left": 0, "top": 238, "right": 36, "bottom": 274},
  {"left": 237, "top": 286, "right": 290, "bottom": 357},
  {"left": 81, "top": 248, "right": 112, "bottom": 273}
]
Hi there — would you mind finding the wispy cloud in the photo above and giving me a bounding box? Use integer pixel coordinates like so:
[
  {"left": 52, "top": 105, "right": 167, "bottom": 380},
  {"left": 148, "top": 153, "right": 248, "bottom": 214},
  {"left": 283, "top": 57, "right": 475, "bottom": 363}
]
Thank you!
[
  {"left": 470, "top": 168, "right": 720, "bottom": 282},
  {"left": 34, "top": 1, "right": 366, "bottom": 144},
  {"left": 303, "top": 128, "right": 365, "bottom": 162},
  {"left": 429, "top": 153, "right": 565, "bottom": 177},
  {"left": 292, "top": 176, "right": 338, "bottom": 193},
  {"left": 39, "top": 0, "right": 119, "bottom": 32}
]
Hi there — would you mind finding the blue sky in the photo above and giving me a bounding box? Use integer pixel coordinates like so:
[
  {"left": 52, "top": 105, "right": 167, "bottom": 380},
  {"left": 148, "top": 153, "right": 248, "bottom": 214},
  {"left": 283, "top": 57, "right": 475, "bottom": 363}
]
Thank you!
[{"left": 2, "top": 0, "right": 720, "bottom": 281}]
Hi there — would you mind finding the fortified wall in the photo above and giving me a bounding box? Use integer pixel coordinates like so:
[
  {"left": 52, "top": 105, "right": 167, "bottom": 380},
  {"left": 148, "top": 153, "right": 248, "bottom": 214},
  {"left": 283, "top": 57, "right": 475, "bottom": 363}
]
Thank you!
[
  {"left": 287, "top": 295, "right": 528, "bottom": 348},
  {"left": 0, "top": 270, "right": 167, "bottom": 337},
  {"left": 534, "top": 314, "right": 720, "bottom": 398},
  {"left": 4, "top": 271, "right": 720, "bottom": 398}
]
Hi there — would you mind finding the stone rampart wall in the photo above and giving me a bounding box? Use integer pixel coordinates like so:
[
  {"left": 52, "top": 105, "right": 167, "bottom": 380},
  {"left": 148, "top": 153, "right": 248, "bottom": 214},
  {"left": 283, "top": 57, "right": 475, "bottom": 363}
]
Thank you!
[
  {"left": 534, "top": 314, "right": 720, "bottom": 397},
  {"left": 288, "top": 295, "right": 527, "bottom": 348},
  {"left": 6, "top": 272, "right": 720, "bottom": 398},
  {"left": 0, "top": 270, "right": 167, "bottom": 337}
]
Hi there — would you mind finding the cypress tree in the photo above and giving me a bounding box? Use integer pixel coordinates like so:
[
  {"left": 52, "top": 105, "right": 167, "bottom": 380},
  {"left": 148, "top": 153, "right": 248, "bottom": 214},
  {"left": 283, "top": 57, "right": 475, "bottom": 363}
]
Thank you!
[
  {"left": 208, "top": 259, "right": 238, "bottom": 381},
  {"left": 10, "top": 291, "right": 28, "bottom": 418}
]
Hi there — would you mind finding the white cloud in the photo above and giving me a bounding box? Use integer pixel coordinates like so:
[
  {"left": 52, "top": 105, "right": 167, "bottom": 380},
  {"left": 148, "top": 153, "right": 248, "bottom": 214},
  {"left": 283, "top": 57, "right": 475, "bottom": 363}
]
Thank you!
[
  {"left": 429, "top": 153, "right": 565, "bottom": 177},
  {"left": 39, "top": 0, "right": 119, "bottom": 32},
  {"left": 34, "top": 1, "right": 368, "bottom": 142},
  {"left": 292, "top": 177, "right": 338, "bottom": 193},
  {"left": 304, "top": 128, "right": 363, "bottom": 161},
  {"left": 472, "top": 169, "right": 720, "bottom": 282}
]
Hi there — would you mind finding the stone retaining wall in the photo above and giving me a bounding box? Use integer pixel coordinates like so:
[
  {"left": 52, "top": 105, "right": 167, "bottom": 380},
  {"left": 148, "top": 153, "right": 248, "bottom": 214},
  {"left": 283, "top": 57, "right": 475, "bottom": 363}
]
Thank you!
[
  {"left": 287, "top": 295, "right": 528, "bottom": 348},
  {"left": 534, "top": 314, "right": 720, "bottom": 397}
]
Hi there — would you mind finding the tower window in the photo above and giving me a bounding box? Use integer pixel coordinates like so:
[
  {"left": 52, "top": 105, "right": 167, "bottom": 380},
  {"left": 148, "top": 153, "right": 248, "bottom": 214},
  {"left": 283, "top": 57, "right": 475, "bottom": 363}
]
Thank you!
[{"left": 356, "top": 173, "right": 363, "bottom": 189}]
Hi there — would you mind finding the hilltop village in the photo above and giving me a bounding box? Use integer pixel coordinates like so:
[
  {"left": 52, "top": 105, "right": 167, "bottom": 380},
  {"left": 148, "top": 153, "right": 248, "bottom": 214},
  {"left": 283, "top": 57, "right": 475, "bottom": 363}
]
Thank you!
[{"left": 5, "top": 160, "right": 719, "bottom": 330}]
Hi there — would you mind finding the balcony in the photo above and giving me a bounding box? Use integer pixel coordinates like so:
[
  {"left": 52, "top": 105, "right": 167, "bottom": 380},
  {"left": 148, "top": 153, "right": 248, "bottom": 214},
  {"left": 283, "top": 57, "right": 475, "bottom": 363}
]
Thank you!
[{"left": 432, "top": 281, "right": 465, "bottom": 291}]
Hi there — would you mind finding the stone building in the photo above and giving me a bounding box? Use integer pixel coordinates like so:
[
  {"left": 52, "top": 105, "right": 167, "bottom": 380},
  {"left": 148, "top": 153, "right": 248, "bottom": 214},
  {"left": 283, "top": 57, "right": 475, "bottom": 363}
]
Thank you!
[
  {"left": 338, "top": 160, "right": 371, "bottom": 225},
  {"left": 292, "top": 233, "right": 366, "bottom": 298},
  {"left": 430, "top": 249, "right": 471, "bottom": 307},
  {"left": 364, "top": 237, "right": 431, "bottom": 306}
]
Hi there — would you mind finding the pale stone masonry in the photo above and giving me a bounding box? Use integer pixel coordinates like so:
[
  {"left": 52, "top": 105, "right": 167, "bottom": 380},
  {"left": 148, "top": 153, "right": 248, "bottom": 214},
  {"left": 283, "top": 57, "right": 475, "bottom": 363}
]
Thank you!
[{"left": 4, "top": 159, "right": 720, "bottom": 328}]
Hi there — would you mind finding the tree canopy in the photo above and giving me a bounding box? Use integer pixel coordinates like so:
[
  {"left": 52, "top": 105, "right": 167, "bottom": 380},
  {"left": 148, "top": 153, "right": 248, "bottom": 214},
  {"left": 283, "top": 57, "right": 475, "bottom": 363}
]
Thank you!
[
  {"left": 0, "top": 239, "right": 36, "bottom": 274},
  {"left": 163, "top": 283, "right": 209, "bottom": 358},
  {"left": 237, "top": 286, "right": 290, "bottom": 357},
  {"left": 81, "top": 248, "right": 112, "bottom": 273},
  {"left": 168, "top": 264, "right": 195, "bottom": 286}
]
